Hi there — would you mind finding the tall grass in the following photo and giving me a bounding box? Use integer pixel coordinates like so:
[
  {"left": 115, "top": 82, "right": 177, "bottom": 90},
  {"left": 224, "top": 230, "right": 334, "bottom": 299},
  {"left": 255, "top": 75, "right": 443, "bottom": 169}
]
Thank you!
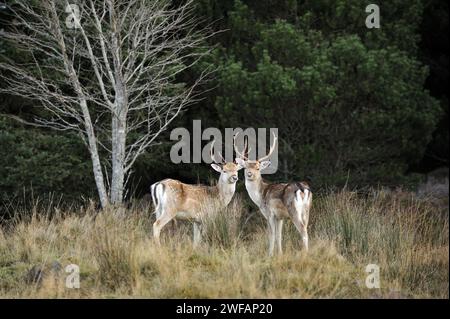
[
  {"left": 309, "top": 190, "right": 448, "bottom": 297},
  {"left": 0, "top": 189, "right": 447, "bottom": 298},
  {"left": 200, "top": 194, "right": 245, "bottom": 249}
]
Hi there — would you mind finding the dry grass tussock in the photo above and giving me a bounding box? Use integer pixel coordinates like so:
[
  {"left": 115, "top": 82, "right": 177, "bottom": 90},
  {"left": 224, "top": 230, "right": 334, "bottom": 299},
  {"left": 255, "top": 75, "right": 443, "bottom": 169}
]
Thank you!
[{"left": 0, "top": 189, "right": 448, "bottom": 298}]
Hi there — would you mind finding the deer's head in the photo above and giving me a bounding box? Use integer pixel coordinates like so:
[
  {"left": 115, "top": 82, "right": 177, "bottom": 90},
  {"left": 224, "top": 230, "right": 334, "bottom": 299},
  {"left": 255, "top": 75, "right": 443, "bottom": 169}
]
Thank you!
[
  {"left": 234, "top": 132, "right": 277, "bottom": 182},
  {"left": 210, "top": 140, "right": 243, "bottom": 184}
]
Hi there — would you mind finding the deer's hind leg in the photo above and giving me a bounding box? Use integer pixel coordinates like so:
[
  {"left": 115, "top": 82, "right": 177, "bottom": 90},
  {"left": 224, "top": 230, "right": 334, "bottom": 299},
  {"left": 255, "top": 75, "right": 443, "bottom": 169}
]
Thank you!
[
  {"left": 291, "top": 214, "right": 308, "bottom": 251},
  {"left": 291, "top": 191, "right": 309, "bottom": 251},
  {"left": 275, "top": 219, "right": 284, "bottom": 255},
  {"left": 153, "top": 207, "right": 176, "bottom": 245}
]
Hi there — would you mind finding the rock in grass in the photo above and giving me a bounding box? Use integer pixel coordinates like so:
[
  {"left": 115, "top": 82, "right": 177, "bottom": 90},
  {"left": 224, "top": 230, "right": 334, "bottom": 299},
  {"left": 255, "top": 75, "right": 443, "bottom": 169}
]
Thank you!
[{"left": 24, "top": 261, "right": 62, "bottom": 285}]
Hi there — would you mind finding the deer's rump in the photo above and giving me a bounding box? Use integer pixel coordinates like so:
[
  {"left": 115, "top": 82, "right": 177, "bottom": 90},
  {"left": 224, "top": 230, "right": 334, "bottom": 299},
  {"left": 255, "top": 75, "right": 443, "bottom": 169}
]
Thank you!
[{"left": 262, "top": 181, "right": 311, "bottom": 219}]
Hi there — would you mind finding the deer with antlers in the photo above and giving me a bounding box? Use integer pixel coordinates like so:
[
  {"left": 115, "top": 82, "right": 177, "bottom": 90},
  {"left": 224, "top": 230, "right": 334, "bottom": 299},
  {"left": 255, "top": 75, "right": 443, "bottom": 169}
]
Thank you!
[
  {"left": 151, "top": 140, "right": 243, "bottom": 246},
  {"left": 235, "top": 133, "right": 312, "bottom": 256}
]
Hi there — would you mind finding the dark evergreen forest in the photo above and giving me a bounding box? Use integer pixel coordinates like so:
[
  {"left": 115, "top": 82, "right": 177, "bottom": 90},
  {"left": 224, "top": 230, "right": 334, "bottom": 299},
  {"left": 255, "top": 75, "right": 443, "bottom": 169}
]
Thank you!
[{"left": 0, "top": 0, "right": 448, "bottom": 205}]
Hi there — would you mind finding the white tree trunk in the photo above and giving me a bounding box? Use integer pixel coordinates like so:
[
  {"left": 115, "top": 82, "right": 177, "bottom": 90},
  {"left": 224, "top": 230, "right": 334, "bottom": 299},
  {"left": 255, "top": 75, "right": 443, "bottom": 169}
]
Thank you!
[
  {"left": 80, "top": 100, "right": 109, "bottom": 208},
  {"left": 110, "top": 109, "right": 127, "bottom": 204}
]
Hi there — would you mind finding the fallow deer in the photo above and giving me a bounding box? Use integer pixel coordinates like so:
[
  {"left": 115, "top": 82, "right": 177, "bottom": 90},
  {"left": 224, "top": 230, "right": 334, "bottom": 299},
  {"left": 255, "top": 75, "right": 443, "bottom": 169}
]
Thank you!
[
  {"left": 235, "top": 133, "right": 312, "bottom": 256},
  {"left": 151, "top": 141, "right": 243, "bottom": 246}
]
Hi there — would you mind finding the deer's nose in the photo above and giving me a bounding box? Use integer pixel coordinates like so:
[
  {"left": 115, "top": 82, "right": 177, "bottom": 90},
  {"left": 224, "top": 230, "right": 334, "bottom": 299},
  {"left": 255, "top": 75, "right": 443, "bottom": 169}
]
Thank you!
[
  {"left": 246, "top": 171, "right": 253, "bottom": 178},
  {"left": 230, "top": 175, "right": 238, "bottom": 183}
]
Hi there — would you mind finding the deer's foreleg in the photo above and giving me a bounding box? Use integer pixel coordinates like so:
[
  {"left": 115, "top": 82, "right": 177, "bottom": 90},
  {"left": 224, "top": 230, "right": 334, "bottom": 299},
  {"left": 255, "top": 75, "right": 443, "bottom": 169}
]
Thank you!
[
  {"left": 193, "top": 222, "right": 203, "bottom": 248},
  {"left": 268, "top": 214, "right": 277, "bottom": 257}
]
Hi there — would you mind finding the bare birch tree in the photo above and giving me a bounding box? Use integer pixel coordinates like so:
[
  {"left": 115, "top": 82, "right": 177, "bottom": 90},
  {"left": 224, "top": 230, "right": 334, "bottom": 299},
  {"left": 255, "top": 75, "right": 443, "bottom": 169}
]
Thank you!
[{"left": 0, "top": 0, "right": 210, "bottom": 207}]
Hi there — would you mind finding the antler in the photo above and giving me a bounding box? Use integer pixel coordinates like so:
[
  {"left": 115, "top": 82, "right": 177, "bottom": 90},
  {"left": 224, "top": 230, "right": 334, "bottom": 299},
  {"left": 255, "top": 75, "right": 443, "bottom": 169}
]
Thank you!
[
  {"left": 257, "top": 131, "right": 277, "bottom": 162},
  {"left": 233, "top": 132, "right": 249, "bottom": 161},
  {"left": 210, "top": 140, "right": 226, "bottom": 164}
]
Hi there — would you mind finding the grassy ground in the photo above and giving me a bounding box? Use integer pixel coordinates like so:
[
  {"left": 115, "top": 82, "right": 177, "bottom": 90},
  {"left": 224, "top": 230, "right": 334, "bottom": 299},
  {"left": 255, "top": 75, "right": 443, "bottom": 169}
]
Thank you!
[{"left": 0, "top": 189, "right": 448, "bottom": 298}]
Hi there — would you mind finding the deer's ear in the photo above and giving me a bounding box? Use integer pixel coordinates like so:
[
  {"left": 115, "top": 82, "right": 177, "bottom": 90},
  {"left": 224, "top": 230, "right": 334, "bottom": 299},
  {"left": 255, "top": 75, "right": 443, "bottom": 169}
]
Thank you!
[
  {"left": 235, "top": 158, "right": 246, "bottom": 168},
  {"left": 260, "top": 160, "right": 271, "bottom": 170},
  {"left": 211, "top": 163, "right": 222, "bottom": 173}
]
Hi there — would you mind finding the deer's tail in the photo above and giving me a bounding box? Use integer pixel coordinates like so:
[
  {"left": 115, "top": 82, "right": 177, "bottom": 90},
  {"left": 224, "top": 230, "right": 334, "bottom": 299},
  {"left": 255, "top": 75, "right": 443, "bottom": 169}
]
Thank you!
[{"left": 150, "top": 182, "right": 165, "bottom": 219}]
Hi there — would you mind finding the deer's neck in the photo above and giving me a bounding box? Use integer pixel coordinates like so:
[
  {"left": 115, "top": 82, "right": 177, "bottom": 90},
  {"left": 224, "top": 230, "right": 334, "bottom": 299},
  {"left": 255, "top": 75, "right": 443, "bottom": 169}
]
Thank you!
[
  {"left": 245, "top": 178, "right": 267, "bottom": 208},
  {"left": 217, "top": 181, "right": 236, "bottom": 207}
]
